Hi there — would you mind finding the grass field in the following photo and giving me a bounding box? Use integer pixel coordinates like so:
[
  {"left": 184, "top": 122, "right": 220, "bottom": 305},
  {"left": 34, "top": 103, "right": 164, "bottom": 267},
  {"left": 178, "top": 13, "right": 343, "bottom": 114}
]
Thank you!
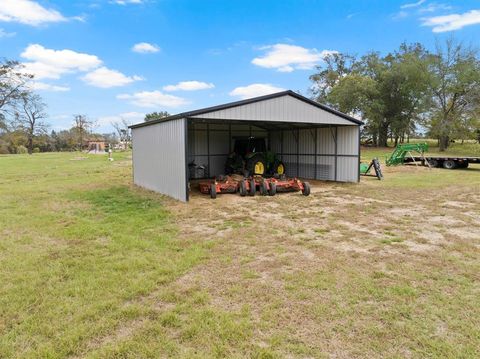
[{"left": 1, "top": 147, "right": 479, "bottom": 358}]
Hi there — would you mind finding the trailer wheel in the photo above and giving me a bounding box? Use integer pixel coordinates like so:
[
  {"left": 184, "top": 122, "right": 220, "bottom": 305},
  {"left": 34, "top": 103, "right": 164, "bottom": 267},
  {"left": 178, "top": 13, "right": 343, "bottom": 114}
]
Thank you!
[
  {"left": 428, "top": 159, "right": 439, "bottom": 168},
  {"left": 301, "top": 182, "right": 311, "bottom": 196},
  {"left": 268, "top": 182, "right": 276, "bottom": 196},
  {"left": 443, "top": 160, "right": 457, "bottom": 169},
  {"left": 459, "top": 162, "right": 469, "bottom": 168},
  {"left": 248, "top": 179, "right": 256, "bottom": 196},
  {"left": 210, "top": 184, "right": 217, "bottom": 199},
  {"left": 239, "top": 180, "right": 247, "bottom": 197}
]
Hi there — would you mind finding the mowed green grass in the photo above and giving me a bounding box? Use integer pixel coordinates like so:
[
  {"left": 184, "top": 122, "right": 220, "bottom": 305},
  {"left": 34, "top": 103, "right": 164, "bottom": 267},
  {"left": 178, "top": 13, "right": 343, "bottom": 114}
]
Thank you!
[
  {"left": 1, "top": 148, "right": 479, "bottom": 358},
  {"left": 0, "top": 153, "right": 212, "bottom": 358}
]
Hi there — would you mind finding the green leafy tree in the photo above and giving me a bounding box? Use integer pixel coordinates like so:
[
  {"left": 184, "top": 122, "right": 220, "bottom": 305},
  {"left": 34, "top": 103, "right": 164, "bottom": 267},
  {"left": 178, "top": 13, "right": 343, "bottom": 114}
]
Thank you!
[
  {"left": 425, "top": 39, "right": 480, "bottom": 151},
  {"left": 310, "top": 44, "right": 429, "bottom": 147}
]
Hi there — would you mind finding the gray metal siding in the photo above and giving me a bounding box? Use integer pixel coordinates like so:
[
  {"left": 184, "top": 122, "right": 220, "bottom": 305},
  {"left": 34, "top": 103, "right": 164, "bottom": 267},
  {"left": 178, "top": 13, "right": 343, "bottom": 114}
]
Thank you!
[
  {"left": 191, "top": 95, "right": 356, "bottom": 126},
  {"left": 336, "top": 126, "right": 360, "bottom": 182},
  {"left": 337, "top": 126, "right": 359, "bottom": 155},
  {"left": 132, "top": 118, "right": 187, "bottom": 201}
]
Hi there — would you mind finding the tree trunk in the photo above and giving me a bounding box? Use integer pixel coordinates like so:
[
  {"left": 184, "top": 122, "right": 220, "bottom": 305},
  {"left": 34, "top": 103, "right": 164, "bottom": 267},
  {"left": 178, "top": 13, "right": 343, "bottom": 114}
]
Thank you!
[
  {"left": 27, "top": 136, "right": 33, "bottom": 155},
  {"left": 378, "top": 122, "right": 389, "bottom": 147},
  {"left": 394, "top": 136, "right": 399, "bottom": 147},
  {"left": 439, "top": 135, "right": 449, "bottom": 152}
]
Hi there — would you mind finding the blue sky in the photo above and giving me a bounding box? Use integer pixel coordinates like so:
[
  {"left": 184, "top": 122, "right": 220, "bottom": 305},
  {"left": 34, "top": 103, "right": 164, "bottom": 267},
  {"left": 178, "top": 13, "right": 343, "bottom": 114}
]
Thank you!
[{"left": 1, "top": 0, "right": 479, "bottom": 133}]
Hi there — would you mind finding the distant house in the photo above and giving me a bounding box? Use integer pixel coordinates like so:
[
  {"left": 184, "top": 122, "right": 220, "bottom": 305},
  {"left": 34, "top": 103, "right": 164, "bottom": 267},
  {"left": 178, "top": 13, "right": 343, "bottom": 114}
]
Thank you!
[{"left": 85, "top": 137, "right": 106, "bottom": 153}]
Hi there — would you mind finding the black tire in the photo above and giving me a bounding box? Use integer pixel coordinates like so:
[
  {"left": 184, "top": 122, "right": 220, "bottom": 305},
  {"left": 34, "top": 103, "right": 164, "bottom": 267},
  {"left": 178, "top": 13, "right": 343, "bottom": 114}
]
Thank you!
[
  {"left": 272, "top": 160, "right": 286, "bottom": 176},
  {"left": 443, "top": 160, "right": 457, "bottom": 169},
  {"left": 248, "top": 179, "right": 256, "bottom": 196},
  {"left": 239, "top": 180, "right": 247, "bottom": 197},
  {"left": 268, "top": 182, "right": 276, "bottom": 196},
  {"left": 260, "top": 182, "right": 268, "bottom": 196},
  {"left": 459, "top": 161, "right": 469, "bottom": 168},
  {"left": 428, "top": 159, "right": 439, "bottom": 168},
  {"left": 301, "top": 182, "right": 311, "bottom": 196},
  {"left": 210, "top": 184, "right": 217, "bottom": 199},
  {"left": 246, "top": 154, "right": 267, "bottom": 176}
]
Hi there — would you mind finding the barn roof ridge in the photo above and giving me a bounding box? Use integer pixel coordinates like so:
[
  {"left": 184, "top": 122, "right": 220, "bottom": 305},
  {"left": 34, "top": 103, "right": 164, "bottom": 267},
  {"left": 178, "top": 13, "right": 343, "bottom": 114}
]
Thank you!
[{"left": 129, "top": 90, "right": 363, "bottom": 129}]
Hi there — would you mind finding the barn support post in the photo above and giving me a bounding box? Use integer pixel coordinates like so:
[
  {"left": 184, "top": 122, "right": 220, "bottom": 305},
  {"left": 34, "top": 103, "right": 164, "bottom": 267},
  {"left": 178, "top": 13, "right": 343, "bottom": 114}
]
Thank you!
[
  {"left": 333, "top": 126, "right": 338, "bottom": 181},
  {"left": 296, "top": 128, "right": 300, "bottom": 177},
  {"left": 228, "top": 123, "right": 232, "bottom": 152},
  {"left": 184, "top": 118, "right": 189, "bottom": 201},
  {"left": 358, "top": 125, "right": 361, "bottom": 182},
  {"left": 280, "top": 130, "right": 284, "bottom": 162},
  {"left": 206, "top": 123, "right": 210, "bottom": 178},
  {"left": 314, "top": 127, "right": 318, "bottom": 180}
]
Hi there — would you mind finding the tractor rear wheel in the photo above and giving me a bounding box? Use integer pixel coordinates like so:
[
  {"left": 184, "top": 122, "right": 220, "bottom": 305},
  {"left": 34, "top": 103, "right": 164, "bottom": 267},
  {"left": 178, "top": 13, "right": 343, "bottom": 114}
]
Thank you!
[
  {"left": 239, "top": 180, "right": 247, "bottom": 197},
  {"left": 210, "top": 184, "right": 217, "bottom": 199},
  {"left": 268, "top": 182, "right": 276, "bottom": 196},
  {"left": 246, "top": 154, "right": 266, "bottom": 176},
  {"left": 248, "top": 179, "right": 256, "bottom": 196},
  {"left": 301, "top": 182, "right": 311, "bottom": 196},
  {"left": 260, "top": 182, "right": 268, "bottom": 196},
  {"left": 443, "top": 160, "right": 457, "bottom": 169}
]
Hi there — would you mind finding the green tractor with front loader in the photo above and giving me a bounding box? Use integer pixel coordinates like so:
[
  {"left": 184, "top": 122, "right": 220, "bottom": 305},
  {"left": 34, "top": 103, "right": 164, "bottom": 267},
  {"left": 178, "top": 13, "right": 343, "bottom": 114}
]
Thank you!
[{"left": 225, "top": 137, "right": 286, "bottom": 177}]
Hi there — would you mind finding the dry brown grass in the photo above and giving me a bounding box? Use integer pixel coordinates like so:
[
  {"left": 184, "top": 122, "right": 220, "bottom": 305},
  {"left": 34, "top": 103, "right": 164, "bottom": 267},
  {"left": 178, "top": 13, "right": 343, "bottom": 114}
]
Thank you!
[{"left": 160, "top": 164, "right": 480, "bottom": 357}]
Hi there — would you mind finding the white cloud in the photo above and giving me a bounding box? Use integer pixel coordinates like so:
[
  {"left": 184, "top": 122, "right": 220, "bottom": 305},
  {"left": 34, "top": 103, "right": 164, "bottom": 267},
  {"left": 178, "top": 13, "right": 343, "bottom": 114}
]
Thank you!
[
  {"left": 400, "top": 0, "right": 426, "bottom": 9},
  {"left": 0, "top": 0, "right": 67, "bottom": 26},
  {"left": 132, "top": 42, "right": 160, "bottom": 53},
  {"left": 418, "top": 3, "right": 452, "bottom": 13},
  {"left": 97, "top": 111, "right": 145, "bottom": 127},
  {"left": 113, "top": 0, "right": 143, "bottom": 5},
  {"left": 82, "top": 67, "right": 143, "bottom": 88},
  {"left": 117, "top": 91, "right": 189, "bottom": 108},
  {"left": 29, "top": 81, "right": 70, "bottom": 92},
  {"left": 229, "top": 84, "right": 285, "bottom": 100},
  {"left": 252, "top": 44, "right": 336, "bottom": 72},
  {"left": 422, "top": 9, "right": 480, "bottom": 32},
  {"left": 0, "top": 28, "right": 15, "bottom": 37},
  {"left": 21, "top": 44, "right": 102, "bottom": 79},
  {"left": 163, "top": 81, "right": 214, "bottom": 92}
]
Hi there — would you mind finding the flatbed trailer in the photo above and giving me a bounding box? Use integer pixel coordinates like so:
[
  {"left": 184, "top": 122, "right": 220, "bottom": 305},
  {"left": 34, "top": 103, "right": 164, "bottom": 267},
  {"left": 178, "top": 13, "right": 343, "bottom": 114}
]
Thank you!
[{"left": 404, "top": 156, "right": 480, "bottom": 169}]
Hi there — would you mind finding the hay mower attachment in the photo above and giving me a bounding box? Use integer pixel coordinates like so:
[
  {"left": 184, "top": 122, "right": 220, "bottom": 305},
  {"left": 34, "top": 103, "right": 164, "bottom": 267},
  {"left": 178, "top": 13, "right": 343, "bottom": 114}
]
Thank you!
[
  {"left": 199, "top": 175, "right": 241, "bottom": 199},
  {"left": 199, "top": 175, "right": 311, "bottom": 198},
  {"left": 242, "top": 176, "right": 310, "bottom": 197}
]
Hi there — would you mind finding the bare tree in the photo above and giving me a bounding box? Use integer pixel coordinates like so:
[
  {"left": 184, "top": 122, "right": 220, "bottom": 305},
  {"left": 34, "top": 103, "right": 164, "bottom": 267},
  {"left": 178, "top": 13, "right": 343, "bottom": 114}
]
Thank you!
[
  {"left": 17, "top": 93, "right": 48, "bottom": 154},
  {"left": 0, "top": 60, "right": 33, "bottom": 117},
  {"left": 111, "top": 118, "right": 131, "bottom": 150},
  {"left": 73, "top": 115, "right": 94, "bottom": 151}
]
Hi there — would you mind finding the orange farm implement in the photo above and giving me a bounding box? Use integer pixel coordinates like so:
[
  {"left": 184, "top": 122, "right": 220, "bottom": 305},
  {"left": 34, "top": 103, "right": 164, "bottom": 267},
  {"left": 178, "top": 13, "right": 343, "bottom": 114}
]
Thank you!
[{"left": 199, "top": 175, "right": 310, "bottom": 199}]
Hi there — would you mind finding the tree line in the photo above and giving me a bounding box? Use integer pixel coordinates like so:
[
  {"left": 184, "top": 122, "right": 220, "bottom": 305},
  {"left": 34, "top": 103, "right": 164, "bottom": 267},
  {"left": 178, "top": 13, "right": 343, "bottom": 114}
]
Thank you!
[
  {"left": 2, "top": 38, "right": 479, "bottom": 154},
  {"left": 0, "top": 60, "right": 125, "bottom": 154},
  {"left": 310, "top": 39, "right": 480, "bottom": 150}
]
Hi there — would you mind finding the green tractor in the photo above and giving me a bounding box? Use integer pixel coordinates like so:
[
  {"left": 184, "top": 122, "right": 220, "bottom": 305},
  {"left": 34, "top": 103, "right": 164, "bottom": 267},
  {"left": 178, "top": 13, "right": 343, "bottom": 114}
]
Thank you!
[{"left": 225, "top": 137, "right": 285, "bottom": 177}]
